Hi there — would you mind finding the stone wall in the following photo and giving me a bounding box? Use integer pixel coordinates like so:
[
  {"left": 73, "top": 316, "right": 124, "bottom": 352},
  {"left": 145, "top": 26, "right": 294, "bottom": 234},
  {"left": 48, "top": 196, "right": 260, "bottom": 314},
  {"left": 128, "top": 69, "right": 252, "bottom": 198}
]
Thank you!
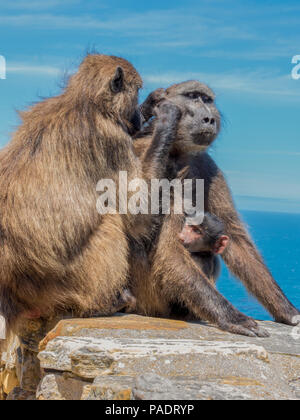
[{"left": 1, "top": 314, "right": 300, "bottom": 400}]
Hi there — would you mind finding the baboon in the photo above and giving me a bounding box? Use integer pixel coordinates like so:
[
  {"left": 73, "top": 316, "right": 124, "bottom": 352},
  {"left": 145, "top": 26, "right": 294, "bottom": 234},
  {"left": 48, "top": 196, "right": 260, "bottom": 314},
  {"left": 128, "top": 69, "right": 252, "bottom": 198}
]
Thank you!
[
  {"left": 0, "top": 54, "right": 182, "bottom": 332},
  {"left": 178, "top": 212, "right": 229, "bottom": 283},
  {"left": 130, "top": 81, "right": 299, "bottom": 337}
]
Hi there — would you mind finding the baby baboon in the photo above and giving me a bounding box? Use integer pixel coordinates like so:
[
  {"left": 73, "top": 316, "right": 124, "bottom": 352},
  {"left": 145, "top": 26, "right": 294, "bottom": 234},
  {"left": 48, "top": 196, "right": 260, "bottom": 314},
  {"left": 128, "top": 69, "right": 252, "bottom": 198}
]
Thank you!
[
  {"left": 0, "top": 54, "right": 181, "bottom": 332},
  {"left": 131, "top": 81, "right": 299, "bottom": 337},
  {"left": 179, "top": 213, "right": 229, "bottom": 283}
]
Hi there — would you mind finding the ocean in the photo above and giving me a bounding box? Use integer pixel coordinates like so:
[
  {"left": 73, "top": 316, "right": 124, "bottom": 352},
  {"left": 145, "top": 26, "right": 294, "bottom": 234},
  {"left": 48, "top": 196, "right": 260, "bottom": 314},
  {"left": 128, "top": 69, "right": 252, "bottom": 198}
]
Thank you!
[{"left": 218, "top": 210, "right": 300, "bottom": 321}]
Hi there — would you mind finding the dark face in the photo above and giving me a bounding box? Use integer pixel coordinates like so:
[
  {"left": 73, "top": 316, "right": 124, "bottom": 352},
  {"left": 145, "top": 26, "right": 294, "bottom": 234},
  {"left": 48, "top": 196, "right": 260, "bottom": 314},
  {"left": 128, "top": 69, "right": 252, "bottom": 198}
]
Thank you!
[
  {"left": 179, "top": 216, "right": 230, "bottom": 255},
  {"left": 109, "top": 64, "right": 143, "bottom": 136},
  {"left": 129, "top": 108, "right": 143, "bottom": 135},
  {"left": 165, "top": 81, "right": 221, "bottom": 153}
]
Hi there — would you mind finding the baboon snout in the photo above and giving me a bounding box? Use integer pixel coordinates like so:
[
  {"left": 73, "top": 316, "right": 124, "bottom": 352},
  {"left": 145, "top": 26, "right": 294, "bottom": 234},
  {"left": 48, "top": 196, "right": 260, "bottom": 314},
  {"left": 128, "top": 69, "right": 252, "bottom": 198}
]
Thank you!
[
  {"left": 198, "top": 107, "right": 217, "bottom": 130},
  {"left": 184, "top": 106, "right": 218, "bottom": 136},
  {"left": 202, "top": 116, "right": 216, "bottom": 127},
  {"left": 178, "top": 225, "right": 197, "bottom": 246},
  {"left": 178, "top": 232, "right": 186, "bottom": 243},
  {"left": 130, "top": 108, "right": 143, "bottom": 133}
]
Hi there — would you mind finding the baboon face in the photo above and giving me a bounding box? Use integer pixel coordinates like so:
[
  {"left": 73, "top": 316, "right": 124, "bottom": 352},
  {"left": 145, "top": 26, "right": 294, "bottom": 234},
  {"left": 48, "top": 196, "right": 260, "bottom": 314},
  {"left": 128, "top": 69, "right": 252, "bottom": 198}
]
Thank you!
[
  {"left": 67, "top": 54, "right": 143, "bottom": 134},
  {"left": 166, "top": 81, "right": 221, "bottom": 153},
  {"left": 179, "top": 224, "right": 209, "bottom": 253},
  {"left": 179, "top": 213, "right": 229, "bottom": 254}
]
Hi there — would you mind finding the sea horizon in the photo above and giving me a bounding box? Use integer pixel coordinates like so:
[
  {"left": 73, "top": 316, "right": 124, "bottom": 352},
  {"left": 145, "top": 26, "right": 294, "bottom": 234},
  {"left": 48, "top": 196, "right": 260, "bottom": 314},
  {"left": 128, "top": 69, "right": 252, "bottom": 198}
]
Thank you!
[{"left": 218, "top": 209, "right": 300, "bottom": 321}]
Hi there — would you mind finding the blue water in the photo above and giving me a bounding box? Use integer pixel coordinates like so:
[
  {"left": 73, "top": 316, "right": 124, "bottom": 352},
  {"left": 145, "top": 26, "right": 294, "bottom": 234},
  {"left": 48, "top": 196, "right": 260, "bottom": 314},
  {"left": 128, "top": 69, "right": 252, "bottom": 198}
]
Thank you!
[{"left": 218, "top": 210, "right": 300, "bottom": 321}]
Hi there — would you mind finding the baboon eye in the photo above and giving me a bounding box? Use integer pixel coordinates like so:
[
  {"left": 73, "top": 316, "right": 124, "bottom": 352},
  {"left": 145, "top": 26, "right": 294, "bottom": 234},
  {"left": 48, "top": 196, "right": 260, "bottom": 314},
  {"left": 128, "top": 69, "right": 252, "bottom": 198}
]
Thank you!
[
  {"left": 184, "top": 92, "right": 213, "bottom": 103},
  {"left": 192, "top": 226, "right": 202, "bottom": 233},
  {"left": 185, "top": 92, "right": 201, "bottom": 100},
  {"left": 201, "top": 94, "right": 213, "bottom": 104}
]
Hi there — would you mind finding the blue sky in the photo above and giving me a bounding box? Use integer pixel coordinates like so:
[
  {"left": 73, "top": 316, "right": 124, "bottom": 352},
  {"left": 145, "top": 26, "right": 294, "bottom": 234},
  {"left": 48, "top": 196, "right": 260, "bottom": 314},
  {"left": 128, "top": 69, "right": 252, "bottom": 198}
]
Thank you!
[{"left": 0, "top": 0, "right": 300, "bottom": 213}]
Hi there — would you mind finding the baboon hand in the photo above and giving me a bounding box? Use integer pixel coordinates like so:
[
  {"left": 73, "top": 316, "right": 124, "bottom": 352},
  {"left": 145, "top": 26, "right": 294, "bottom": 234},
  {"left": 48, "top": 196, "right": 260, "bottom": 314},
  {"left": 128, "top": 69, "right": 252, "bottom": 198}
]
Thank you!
[
  {"left": 147, "top": 88, "right": 166, "bottom": 106},
  {"left": 113, "top": 288, "right": 137, "bottom": 314},
  {"left": 218, "top": 312, "right": 270, "bottom": 338},
  {"left": 154, "top": 99, "right": 182, "bottom": 122},
  {"left": 140, "top": 88, "right": 166, "bottom": 121},
  {"left": 275, "top": 308, "right": 300, "bottom": 326}
]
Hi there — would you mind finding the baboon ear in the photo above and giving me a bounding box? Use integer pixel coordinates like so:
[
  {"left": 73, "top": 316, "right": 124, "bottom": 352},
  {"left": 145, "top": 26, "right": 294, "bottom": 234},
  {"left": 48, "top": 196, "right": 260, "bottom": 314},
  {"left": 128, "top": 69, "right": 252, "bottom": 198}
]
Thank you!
[
  {"left": 110, "top": 67, "right": 124, "bottom": 93},
  {"left": 214, "top": 235, "right": 230, "bottom": 255}
]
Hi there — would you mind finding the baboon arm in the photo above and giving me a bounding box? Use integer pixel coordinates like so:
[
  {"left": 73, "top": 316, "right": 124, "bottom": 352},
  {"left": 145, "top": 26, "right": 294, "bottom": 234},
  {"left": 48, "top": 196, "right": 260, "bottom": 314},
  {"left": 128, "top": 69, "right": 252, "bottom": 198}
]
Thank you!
[
  {"left": 153, "top": 215, "right": 268, "bottom": 337},
  {"left": 142, "top": 106, "right": 180, "bottom": 180},
  {"left": 205, "top": 159, "right": 299, "bottom": 324}
]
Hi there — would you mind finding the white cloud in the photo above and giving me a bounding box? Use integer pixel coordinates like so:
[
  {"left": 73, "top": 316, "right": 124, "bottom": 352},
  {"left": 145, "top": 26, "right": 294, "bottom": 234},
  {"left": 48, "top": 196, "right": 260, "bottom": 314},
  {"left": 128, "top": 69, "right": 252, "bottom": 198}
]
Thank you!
[
  {"left": 222, "top": 168, "right": 300, "bottom": 202},
  {"left": 0, "top": 5, "right": 298, "bottom": 63},
  {"left": 235, "top": 195, "right": 300, "bottom": 214},
  {"left": 7, "top": 64, "right": 61, "bottom": 76},
  {"left": 143, "top": 70, "right": 300, "bottom": 98},
  {"left": 241, "top": 150, "right": 300, "bottom": 157},
  {"left": 186, "top": 47, "right": 300, "bottom": 61},
  {"left": 0, "top": 9, "right": 255, "bottom": 42},
  {"left": 0, "top": 14, "right": 102, "bottom": 28}
]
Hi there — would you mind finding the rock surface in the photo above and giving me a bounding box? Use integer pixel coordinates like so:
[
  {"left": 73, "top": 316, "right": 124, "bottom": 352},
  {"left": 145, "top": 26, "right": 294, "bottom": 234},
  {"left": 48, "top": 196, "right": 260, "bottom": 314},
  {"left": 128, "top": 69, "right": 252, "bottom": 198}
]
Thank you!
[
  {"left": 38, "top": 315, "right": 300, "bottom": 400},
  {"left": 1, "top": 314, "right": 300, "bottom": 400},
  {"left": 0, "top": 316, "right": 61, "bottom": 400},
  {"left": 0, "top": 334, "right": 20, "bottom": 399},
  {"left": 0, "top": 316, "right": 5, "bottom": 340}
]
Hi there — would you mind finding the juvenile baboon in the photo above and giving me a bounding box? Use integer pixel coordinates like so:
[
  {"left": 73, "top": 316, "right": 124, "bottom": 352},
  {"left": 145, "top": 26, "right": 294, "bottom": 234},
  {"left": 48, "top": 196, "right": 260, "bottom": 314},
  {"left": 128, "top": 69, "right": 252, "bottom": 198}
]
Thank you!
[
  {"left": 0, "top": 54, "right": 182, "bottom": 332},
  {"left": 179, "top": 212, "right": 229, "bottom": 283},
  {"left": 131, "top": 81, "right": 299, "bottom": 337}
]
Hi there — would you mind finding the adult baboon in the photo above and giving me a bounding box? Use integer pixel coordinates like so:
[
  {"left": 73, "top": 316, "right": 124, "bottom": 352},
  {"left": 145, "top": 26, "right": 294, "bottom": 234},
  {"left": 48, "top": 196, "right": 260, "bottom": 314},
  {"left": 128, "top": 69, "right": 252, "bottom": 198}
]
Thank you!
[
  {"left": 0, "top": 54, "right": 182, "bottom": 332},
  {"left": 131, "top": 81, "right": 299, "bottom": 337}
]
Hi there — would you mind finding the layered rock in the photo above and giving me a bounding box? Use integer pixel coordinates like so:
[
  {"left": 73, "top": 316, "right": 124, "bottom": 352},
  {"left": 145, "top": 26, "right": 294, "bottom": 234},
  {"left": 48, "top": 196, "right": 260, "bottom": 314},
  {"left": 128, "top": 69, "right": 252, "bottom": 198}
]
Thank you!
[{"left": 1, "top": 314, "right": 300, "bottom": 400}]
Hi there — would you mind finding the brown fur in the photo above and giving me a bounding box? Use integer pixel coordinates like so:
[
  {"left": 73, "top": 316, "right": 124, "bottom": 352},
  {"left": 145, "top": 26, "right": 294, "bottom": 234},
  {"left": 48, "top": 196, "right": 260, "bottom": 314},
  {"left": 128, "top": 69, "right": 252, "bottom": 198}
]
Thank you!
[
  {"left": 0, "top": 54, "right": 181, "bottom": 333},
  {"left": 130, "top": 82, "right": 299, "bottom": 336}
]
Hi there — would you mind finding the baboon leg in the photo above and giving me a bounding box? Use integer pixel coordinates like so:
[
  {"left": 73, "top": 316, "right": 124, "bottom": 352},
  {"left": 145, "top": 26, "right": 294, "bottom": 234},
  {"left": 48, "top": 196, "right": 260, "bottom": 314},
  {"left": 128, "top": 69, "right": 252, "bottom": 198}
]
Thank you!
[
  {"left": 202, "top": 154, "right": 300, "bottom": 326},
  {"left": 126, "top": 235, "right": 168, "bottom": 317},
  {"left": 151, "top": 215, "right": 269, "bottom": 338},
  {"left": 68, "top": 214, "right": 130, "bottom": 317}
]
